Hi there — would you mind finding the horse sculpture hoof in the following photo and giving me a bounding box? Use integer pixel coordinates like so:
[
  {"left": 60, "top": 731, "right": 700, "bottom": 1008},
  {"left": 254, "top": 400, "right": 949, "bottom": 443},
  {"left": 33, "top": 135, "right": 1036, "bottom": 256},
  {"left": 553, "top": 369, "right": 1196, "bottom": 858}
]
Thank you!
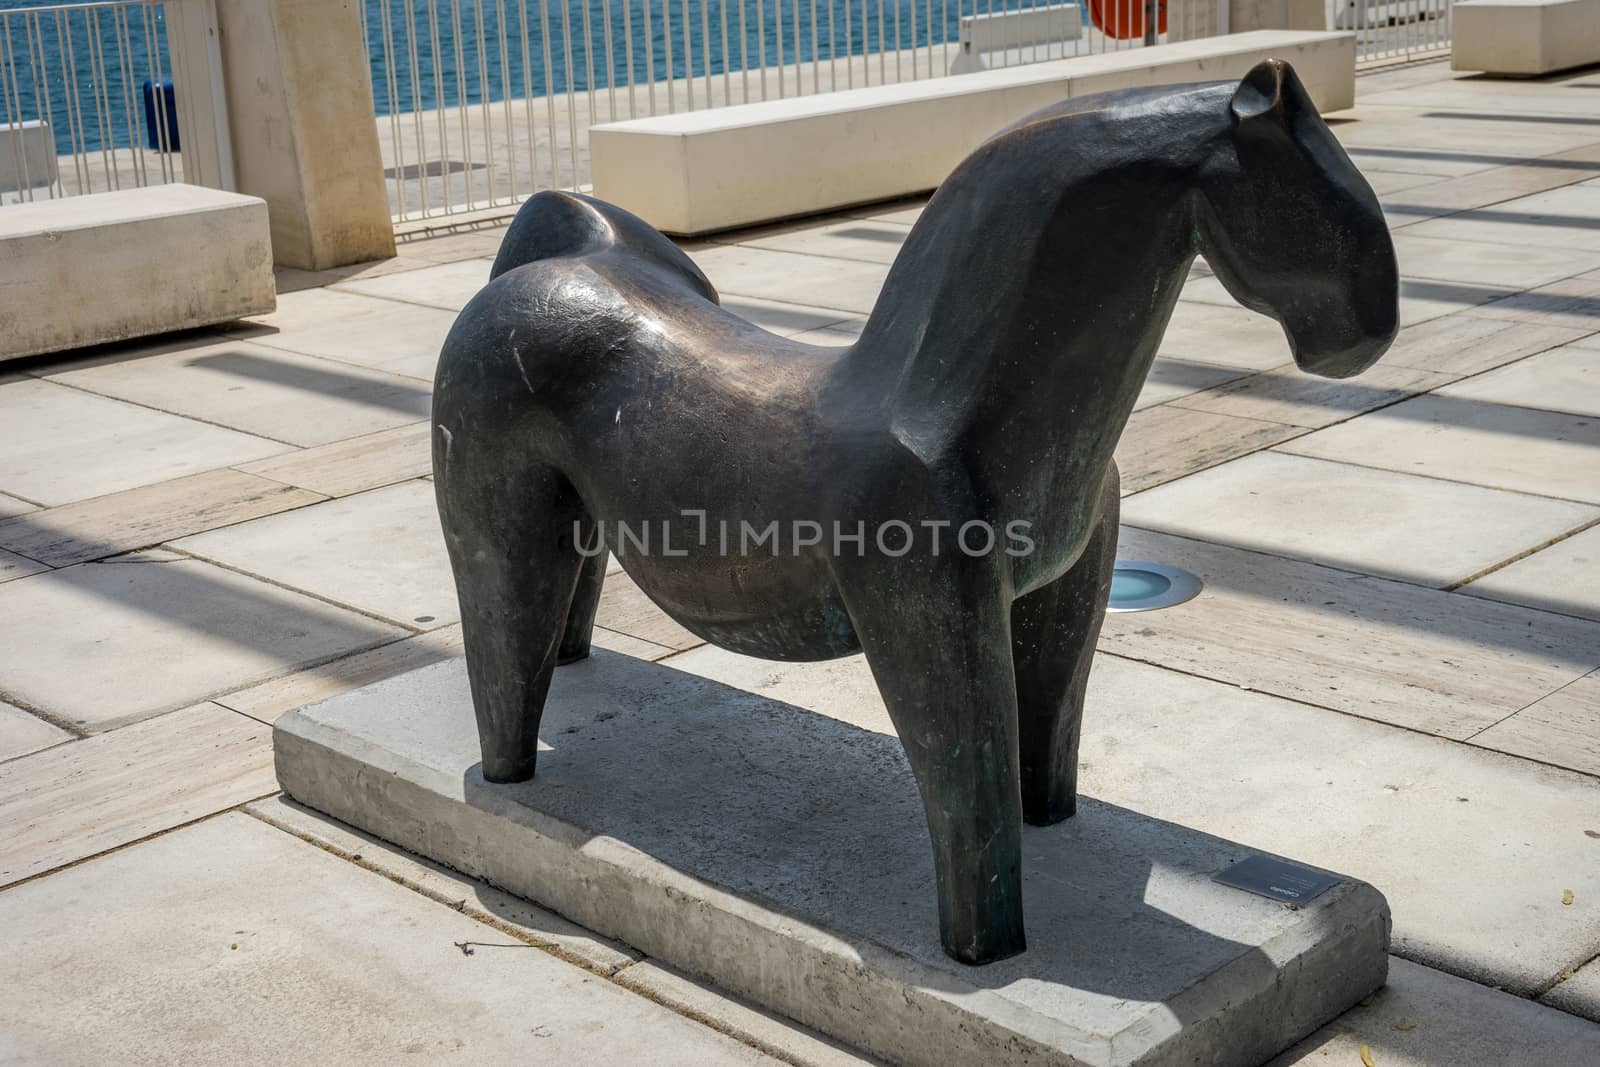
[{"left": 433, "top": 60, "right": 1399, "bottom": 966}]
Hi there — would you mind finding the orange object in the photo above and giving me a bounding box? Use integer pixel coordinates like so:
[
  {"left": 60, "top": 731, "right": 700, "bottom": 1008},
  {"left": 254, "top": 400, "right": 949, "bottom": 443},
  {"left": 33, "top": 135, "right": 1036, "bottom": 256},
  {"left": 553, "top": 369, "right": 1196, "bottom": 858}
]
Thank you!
[{"left": 1088, "top": 0, "right": 1168, "bottom": 39}]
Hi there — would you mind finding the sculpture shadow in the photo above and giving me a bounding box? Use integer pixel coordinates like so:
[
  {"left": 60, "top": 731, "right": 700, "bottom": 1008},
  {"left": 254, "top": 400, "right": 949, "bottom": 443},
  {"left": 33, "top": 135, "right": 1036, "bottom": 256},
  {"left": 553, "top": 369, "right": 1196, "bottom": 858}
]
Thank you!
[{"left": 456, "top": 652, "right": 1305, "bottom": 1009}]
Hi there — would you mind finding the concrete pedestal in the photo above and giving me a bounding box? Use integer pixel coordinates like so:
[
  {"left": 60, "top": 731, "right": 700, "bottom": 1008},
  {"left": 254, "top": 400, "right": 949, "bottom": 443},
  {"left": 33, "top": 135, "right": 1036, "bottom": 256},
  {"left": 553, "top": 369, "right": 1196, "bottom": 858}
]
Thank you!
[{"left": 275, "top": 652, "right": 1390, "bottom": 1067}]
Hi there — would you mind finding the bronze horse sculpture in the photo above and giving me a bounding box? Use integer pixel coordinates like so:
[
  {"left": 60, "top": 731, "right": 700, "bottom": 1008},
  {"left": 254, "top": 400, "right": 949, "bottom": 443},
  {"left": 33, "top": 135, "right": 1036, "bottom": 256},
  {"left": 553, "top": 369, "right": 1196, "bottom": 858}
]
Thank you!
[{"left": 433, "top": 60, "right": 1399, "bottom": 966}]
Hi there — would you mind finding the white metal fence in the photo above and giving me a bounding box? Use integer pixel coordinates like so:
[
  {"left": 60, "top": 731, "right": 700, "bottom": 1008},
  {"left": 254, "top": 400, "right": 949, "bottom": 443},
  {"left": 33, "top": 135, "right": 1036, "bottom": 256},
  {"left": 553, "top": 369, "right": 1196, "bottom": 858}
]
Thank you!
[
  {"left": 362, "top": 0, "right": 1230, "bottom": 224},
  {"left": 1, "top": 0, "right": 1456, "bottom": 219},
  {"left": 1339, "top": 0, "right": 1453, "bottom": 68},
  {"left": 0, "top": 0, "right": 185, "bottom": 204}
]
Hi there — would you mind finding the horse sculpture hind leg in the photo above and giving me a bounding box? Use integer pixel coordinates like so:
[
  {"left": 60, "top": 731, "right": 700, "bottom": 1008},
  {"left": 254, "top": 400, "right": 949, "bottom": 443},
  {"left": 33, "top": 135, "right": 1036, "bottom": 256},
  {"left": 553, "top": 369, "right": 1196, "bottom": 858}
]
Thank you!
[
  {"left": 434, "top": 434, "right": 593, "bottom": 782},
  {"left": 1013, "top": 463, "right": 1119, "bottom": 826},
  {"left": 558, "top": 547, "right": 609, "bottom": 665}
]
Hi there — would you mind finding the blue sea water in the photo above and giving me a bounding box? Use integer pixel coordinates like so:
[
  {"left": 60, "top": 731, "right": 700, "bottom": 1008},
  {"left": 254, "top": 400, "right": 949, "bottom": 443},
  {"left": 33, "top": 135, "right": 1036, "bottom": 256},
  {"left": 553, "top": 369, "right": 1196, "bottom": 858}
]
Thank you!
[{"left": 0, "top": 0, "right": 1057, "bottom": 155}]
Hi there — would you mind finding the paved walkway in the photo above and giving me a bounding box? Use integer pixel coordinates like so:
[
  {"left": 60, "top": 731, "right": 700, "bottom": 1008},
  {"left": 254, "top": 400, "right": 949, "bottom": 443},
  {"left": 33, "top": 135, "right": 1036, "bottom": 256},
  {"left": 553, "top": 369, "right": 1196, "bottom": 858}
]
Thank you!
[{"left": 3, "top": 58, "right": 1600, "bottom": 1064}]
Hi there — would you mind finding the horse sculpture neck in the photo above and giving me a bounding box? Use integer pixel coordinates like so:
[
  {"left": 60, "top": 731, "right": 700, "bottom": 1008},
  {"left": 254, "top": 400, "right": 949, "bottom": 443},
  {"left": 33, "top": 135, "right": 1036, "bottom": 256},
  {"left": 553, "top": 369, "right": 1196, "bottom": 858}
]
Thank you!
[{"left": 846, "top": 85, "right": 1232, "bottom": 500}]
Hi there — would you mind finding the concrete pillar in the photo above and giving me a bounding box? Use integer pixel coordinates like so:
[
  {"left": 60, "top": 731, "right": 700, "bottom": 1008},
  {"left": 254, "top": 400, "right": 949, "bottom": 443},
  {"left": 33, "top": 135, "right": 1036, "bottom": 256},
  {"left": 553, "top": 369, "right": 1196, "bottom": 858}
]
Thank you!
[{"left": 212, "top": 0, "right": 395, "bottom": 270}]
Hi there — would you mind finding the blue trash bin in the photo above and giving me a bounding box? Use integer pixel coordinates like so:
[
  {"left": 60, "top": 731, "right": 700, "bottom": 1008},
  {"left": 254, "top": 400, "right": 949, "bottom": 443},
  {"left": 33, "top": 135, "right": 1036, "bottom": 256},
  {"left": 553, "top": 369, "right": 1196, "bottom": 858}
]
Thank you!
[{"left": 142, "top": 78, "right": 179, "bottom": 152}]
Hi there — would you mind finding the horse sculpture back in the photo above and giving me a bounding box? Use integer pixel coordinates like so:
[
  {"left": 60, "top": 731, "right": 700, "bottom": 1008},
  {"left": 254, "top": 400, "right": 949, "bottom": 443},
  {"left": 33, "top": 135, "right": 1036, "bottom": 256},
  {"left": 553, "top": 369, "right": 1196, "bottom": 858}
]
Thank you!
[{"left": 433, "top": 59, "right": 1398, "bottom": 965}]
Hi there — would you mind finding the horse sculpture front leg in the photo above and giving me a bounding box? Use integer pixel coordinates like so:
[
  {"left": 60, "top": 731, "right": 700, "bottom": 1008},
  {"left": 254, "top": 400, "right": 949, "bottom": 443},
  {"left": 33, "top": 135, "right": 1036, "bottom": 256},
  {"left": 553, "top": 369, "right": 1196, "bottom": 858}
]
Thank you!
[
  {"left": 1012, "top": 463, "right": 1119, "bottom": 825},
  {"left": 836, "top": 550, "right": 1027, "bottom": 965}
]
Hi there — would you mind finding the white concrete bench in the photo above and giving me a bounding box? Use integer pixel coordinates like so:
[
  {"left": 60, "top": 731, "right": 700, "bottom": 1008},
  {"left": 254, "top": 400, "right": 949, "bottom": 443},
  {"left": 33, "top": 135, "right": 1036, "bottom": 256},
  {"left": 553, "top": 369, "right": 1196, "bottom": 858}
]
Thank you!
[
  {"left": 1451, "top": 0, "right": 1600, "bottom": 76},
  {"left": 0, "top": 184, "right": 276, "bottom": 362},
  {"left": 948, "top": 4, "right": 1084, "bottom": 74},
  {"left": 1, "top": 121, "right": 57, "bottom": 196},
  {"left": 591, "top": 30, "right": 1358, "bottom": 235}
]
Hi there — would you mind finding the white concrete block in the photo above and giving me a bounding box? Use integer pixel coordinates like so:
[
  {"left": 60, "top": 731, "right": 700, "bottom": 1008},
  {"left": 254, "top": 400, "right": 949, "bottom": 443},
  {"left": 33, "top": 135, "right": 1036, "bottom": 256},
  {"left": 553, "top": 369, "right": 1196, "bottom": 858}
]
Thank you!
[
  {"left": 0, "top": 184, "right": 276, "bottom": 361},
  {"left": 591, "top": 31, "right": 1358, "bottom": 234},
  {"left": 1451, "top": 0, "right": 1600, "bottom": 76},
  {"left": 949, "top": 5, "right": 1083, "bottom": 74},
  {"left": 0, "top": 120, "right": 57, "bottom": 193}
]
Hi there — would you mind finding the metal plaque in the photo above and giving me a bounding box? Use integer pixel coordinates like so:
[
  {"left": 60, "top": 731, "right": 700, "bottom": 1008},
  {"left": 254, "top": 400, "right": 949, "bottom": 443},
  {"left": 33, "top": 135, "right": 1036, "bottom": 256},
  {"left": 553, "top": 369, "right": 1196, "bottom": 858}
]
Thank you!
[{"left": 1213, "top": 855, "right": 1342, "bottom": 905}]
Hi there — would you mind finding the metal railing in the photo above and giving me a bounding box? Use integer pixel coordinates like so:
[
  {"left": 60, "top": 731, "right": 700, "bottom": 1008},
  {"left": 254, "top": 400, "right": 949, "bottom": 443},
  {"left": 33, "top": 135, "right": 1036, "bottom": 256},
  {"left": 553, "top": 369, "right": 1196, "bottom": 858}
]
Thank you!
[
  {"left": 1338, "top": 0, "right": 1453, "bottom": 67},
  {"left": 363, "top": 0, "right": 1229, "bottom": 224},
  {"left": 0, "top": 0, "right": 182, "bottom": 205}
]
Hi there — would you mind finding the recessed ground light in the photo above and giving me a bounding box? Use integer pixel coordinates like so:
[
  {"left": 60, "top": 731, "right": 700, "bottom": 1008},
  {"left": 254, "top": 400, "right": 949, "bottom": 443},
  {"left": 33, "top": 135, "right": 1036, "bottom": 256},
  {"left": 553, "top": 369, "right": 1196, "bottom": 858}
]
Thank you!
[{"left": 1107, "top": 562, "right": 1203, "bottom": 613}]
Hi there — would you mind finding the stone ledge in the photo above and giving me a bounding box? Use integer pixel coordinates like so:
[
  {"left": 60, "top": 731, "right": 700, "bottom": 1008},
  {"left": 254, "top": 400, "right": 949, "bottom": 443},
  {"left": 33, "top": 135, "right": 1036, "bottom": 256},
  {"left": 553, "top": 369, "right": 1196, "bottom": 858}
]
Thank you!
[{"left": 274, "top": 652, "right": 1390, "bottom": 1067}]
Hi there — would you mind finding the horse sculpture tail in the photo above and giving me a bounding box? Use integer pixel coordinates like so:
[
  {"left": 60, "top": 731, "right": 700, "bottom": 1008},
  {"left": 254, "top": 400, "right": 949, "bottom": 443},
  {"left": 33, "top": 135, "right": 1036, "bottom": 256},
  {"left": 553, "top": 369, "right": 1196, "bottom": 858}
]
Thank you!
[{"left": 488, "top": 189, "right": 720, "bottom": 304}]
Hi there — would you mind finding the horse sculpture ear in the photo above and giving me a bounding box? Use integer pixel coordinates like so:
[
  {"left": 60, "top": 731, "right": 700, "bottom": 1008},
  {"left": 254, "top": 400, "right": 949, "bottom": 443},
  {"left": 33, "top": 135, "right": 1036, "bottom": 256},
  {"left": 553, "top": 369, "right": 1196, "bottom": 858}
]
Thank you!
[{"left": 1231, "top": 59, "right": 1295, "bottom": 126}]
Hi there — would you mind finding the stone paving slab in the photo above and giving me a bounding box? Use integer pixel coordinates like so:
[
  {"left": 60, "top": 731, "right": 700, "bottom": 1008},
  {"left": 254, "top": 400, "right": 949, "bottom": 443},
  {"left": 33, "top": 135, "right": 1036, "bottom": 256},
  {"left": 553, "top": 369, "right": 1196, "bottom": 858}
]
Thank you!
[
  {"left": 0, "top": 812, "right": 775, "bottom": 1066},
  {"left": 1541, "top": 952, "right": 1600, "bottom": 1023},
  {"left": 1170, "top": 362, "right": 1454, "bottom": 429},
  {"left": 1336, "top": 107, "right": 1600, "bottom": 159},
  {"left": 1278, "top": 393, "right": 1600, "bottom": 505},
  {"left": 214, "top": 627, "right": 465, "bottom": 725},
  {"left": 1113, "top": 406, "right": 1304, "bottom": 495},
  {"left": 0, "top": 378, "right": 289, "bottom": 506},
  {"left": 1177, "top": 274, "right": 1508, "bottom": 327},
  {"left": 0, "top": 703, "right": 275, "bottom": 886},
  {"left": 235, "top": 420, "right": 433, "bottom": 498},
  {"left": 848, "top": 198, "right": 926, "bottom": 226},
  {"left": 1122, "top": 451, "right": 1598, "bottom": 587},
  {"left": 246, "top": 795, "right": 641, "bottom": 975},
  {"left": 1471, "top": 670, "right": 1600, "bottom": 778},
  {"left": 332, "top": 258, "right": 493, "bottom": 311},
  {"left": 271, "top": 254, "right": 446, "bottom": 293},
  {"left": 665, "top": 519, "right": 1600, "bottom": 760},
  {"left": 1435, "top": 341, "right": 1600, "bottom": 418},
  {"left": 46, "top": 338, "right": 433, "bottom": 449},
  {"left": 1270, "top": 957, "right": 1600, "bottom": 1065},
  {"left": 0, "top": 492, "right": 35, "bottom": 518},
  {"left": 1391, "top": 232, "right": 1600, "bottom": 290},
  {"left": 616, "top": 961, "right": 882, "bottom": 1067},
  {"left": 1407, "top": 186, "right": 1600, "bottom": 253},
  {"left": 1103, "top": 526, "right": 1600, "bottom": 741},
  {"left": 1472, "top": 267, "right": 1600, "bottom": 331},
  {"left": 230, "top": 286, "right": 419, "bottom": 335},
  {"left": 399, "top": 229, "right": 507, "bottom": 263},
  {"left": 596, "top": 569, "right": 706, "bottom": 651},
  {"left": 174, "top": 479, "right": 458, "bottom": 631},
  {"left": 1156, "top": 301, "right": 1296, "bottom": 371},
  {"left": 0, "top": 468, "right": 324, "bottom": 568},
  {"left": 1378, "top": 313, "right": 1590, "bottom": 377},
  {"left": 231, "top": 287, "right": 459, "bottom": 381},
  {"left": 276, "top": 653, "right": 1390, "bottom": 1067},
  {"left": 1132, "top": 359, "right": 1251, "bottom": 411},
  {"left": 687, "top": 245, "right": 890, "bottom": 316},
  {"left": 662, "top": 649, "right": 1600, "bottom": 996},
  {"left": 1460, "top": 521, "right": 1600, "bottom": 622},
  {"left": 1358, "top": 170, "right": 1443, "bottom": 197},
  {"left": 717, "top": 296, "right": 864, "bottom": 336},
  {"left": 1378, "top": 154, "right": 1600, "bottom": 226},
  {"left": 0, "top": 700, "right": 69, "bottom": 763},
  {"left": 729, "top": 218, "right": 912, "bottom": 265},
  {"left": 0, "top": 551, "right": 403, "bottom": 731},
  {"left": 0, "top": 547, "right": 46, "bottom": 584}
]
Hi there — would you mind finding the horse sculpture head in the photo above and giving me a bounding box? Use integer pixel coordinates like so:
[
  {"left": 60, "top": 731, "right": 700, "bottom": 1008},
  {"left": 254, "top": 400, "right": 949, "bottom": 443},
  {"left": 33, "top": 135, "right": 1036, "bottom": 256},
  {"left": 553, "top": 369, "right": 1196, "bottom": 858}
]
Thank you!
[{"left": 1195, "top": 60, "right": 1398, "bottom": 379}]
